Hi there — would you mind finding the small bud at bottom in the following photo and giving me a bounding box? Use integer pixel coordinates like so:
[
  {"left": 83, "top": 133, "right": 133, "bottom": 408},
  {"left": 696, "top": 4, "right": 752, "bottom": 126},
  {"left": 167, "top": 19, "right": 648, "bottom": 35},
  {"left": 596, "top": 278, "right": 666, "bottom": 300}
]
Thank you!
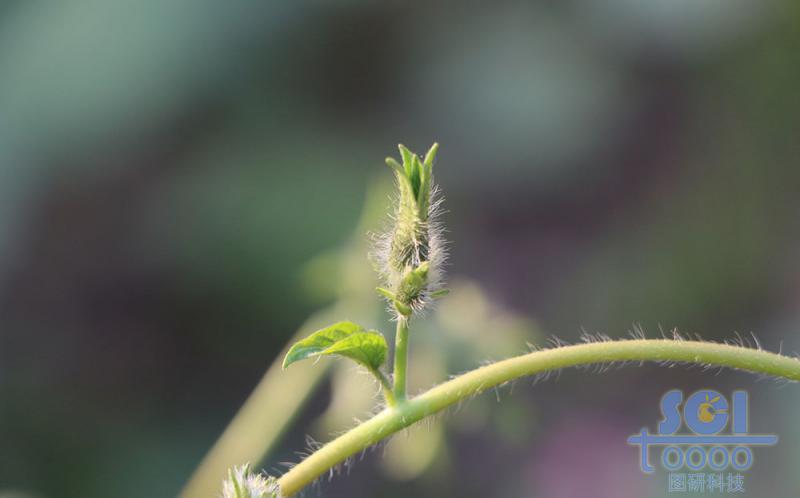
[
  {"left": 222, "top": 464, "right": 280, "bottom": 498},
  {"left": 395, "top": 263, "right": 430, "bottom": 311}
]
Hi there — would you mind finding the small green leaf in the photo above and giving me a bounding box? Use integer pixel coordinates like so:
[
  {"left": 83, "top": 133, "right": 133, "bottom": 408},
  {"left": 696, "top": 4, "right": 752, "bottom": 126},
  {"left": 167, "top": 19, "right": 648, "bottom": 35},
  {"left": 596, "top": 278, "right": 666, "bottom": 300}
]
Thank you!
[
  {"left": 398, "top": 144, "right": 414, "bottom": 178},
  {"left": 423, "top": 142, "right": 439, "bottom": 168},
  {"left": 394, "top": 300, "right": 412, "bottom": 316},
  {"left": 282, "top": 321, "right": 388, "bottom": 371},
  {"left": 385, "top": 157, "right": 405, "bottom": 176},
  {"left": 430, "top": 288, "right": 450, "bottom": 299},
  {"left": 320, "top": 332, "right": 388, "bottom": 370},
  {"left": 418, "top": 143, "right": 437, "bottom": 216},
  {"left": 376, "top": 287, "right": 396, "bottom": 300},
  {"left": 396, "top": 262, "right": 429, "bottom": 304},
  {"left": 409, "top": 155, "right": 422, "bottom": 198}
]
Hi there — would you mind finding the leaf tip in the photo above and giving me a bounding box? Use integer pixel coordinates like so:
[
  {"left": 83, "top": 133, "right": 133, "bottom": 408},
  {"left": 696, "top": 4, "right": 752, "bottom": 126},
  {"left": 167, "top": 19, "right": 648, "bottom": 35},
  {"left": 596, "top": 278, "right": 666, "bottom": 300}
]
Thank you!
[{"left": 423, "top": 142, "right": 439, "bottom": 167}]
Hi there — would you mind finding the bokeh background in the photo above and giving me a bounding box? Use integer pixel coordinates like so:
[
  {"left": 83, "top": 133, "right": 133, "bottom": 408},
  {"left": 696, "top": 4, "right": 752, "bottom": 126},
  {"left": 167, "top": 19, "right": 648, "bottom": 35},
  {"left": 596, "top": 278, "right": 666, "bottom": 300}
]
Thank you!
[{"left": 3, "top": 2, "right": 800, "bottom": 497}]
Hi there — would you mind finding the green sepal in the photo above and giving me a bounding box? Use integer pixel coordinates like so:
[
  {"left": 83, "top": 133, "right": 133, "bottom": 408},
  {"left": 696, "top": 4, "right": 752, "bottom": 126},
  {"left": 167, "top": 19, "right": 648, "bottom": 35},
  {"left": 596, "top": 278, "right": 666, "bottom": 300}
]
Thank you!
[
  {"left": 430, "top": 288, "right": 450, "bottom": 299},
  {"left": 228, "top": 466, "right": 243, "bottom": 498},
  {"left": 423, "top": 142, "right": 439, "bottom": 168},
  {"left": 376, "top": 287, "right": 397, "bottom": 300},
  {"left": 283, "top": 321, "right": 388, "bottom": 371},
  {"left": 418, "top": 143, "right": 438, "bottom": 215},
  {"left": 394, "top": 300, "right": 413, "bottom": 316},
  {"left": 396, "top": 262, "right": 429, "bottom": 303},
  {"left": 385, "top": 157, "right": 405, "bottom": 177},
  {"left": 398, "top": 144, "right": 414, "bottom": 179}
]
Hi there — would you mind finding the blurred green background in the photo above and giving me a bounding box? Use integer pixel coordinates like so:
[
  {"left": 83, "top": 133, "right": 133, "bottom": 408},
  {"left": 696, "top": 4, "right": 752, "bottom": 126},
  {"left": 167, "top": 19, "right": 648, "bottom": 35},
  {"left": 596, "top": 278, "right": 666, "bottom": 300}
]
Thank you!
[{"left": 2, "top": 1, "right": 800, "bottom": 497}]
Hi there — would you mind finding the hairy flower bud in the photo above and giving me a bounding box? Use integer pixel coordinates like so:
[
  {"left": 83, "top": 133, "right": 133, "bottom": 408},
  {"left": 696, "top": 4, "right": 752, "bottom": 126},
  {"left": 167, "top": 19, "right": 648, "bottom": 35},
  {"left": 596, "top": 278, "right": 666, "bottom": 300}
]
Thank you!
[
  {"left": 221, "top": 464, "right": 280, "bottom": 498},
  {"left": 374, "top": 143, "right": 447, "bottom": 316}
]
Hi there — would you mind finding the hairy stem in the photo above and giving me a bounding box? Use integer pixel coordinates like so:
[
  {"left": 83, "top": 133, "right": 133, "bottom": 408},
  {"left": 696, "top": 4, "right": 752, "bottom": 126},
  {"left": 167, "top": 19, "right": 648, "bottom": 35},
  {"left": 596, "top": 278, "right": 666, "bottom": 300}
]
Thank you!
[
  {"left": 371, "top": 367, "right": 396, "bottom": 407},
  {"left": 392, "top": 318, "right": 409, "bottom": 402},
  {"left": 276, "top": 339, "right": 800, "bottom": 496}
]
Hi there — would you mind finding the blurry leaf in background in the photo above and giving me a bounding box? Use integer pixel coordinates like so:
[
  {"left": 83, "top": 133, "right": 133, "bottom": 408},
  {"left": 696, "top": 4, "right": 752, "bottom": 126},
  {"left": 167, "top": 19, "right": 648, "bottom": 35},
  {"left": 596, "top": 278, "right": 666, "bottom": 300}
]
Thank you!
[
  {"left": 381, "top": 419, "right": 447, "bottom": 482},
  {"left": 432, "top": 279, "right": 540, "bottom": 370},
  {"left": 0, "top": 492, "right": 41, "bottom": 498}
]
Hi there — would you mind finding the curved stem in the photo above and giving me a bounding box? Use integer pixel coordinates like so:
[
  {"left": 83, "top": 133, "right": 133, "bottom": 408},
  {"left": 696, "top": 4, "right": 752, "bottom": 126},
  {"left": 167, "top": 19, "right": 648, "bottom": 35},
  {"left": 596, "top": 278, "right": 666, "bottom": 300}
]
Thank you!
[
  {"left": 392, "top": 318, "right": 410, "bottom": 402},
  {"left": 371, "top": 367, "right": 396, "bottom": 407},
  {"left": 276, "top": 339, "right": 800, "bottom": 496}
]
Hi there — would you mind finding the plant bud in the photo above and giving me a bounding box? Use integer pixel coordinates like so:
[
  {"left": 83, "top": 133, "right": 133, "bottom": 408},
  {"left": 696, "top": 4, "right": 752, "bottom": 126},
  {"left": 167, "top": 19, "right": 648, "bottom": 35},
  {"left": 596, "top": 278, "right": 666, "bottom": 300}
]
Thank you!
[
  {"left": 374, "top": 144, "right": 447, "bottom": 316},
  {"left": 221, "top": 464, "right": 280, "bottom": 498}
]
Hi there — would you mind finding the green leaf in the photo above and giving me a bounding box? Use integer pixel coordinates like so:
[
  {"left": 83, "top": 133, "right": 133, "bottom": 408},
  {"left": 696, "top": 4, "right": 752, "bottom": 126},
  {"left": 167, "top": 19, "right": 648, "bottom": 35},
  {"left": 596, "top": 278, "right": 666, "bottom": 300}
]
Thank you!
[
  {"left": 282, "top": 321, "right": 388, "bottom": 371},
  {"left": 422, "top": 142, "right": 439, "bottom": 169},
  {"left": 394, "top": 300, "right": 412, "bottom": 316},
  {"left": 418, "top": 142, "right": 437, "bottom": 215},
  {"left": 430, "top": 288, "right": 450, "bottom": 299},
  {"left": 385, "top": 157, "right": 405, "bottom": 176},
  {"left": 398, "top": 144, "right": 414, "bottom": 178},
  {"left": 375, "top": 287, "right": 396, "bottom": 300}
]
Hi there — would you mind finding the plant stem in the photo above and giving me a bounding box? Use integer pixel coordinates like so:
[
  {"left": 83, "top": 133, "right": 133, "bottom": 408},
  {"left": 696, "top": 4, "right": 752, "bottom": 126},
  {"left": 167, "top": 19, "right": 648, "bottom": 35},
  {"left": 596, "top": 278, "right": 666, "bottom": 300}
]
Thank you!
[
  {"left": 276, "top": 338, "right": 800, "bottom": 496},
  {"left": 371, "top": 367, "right": 396, "bottom": 407},
  {"left": 392, "top": 317, "right": 409, "bottom": 402}
]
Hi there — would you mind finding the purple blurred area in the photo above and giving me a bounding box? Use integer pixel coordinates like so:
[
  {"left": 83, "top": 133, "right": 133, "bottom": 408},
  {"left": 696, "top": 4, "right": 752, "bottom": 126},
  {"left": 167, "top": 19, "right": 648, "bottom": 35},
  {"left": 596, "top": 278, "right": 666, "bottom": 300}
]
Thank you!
[{"left": 2, "top": 2, "right": 800, "bottom": 497}]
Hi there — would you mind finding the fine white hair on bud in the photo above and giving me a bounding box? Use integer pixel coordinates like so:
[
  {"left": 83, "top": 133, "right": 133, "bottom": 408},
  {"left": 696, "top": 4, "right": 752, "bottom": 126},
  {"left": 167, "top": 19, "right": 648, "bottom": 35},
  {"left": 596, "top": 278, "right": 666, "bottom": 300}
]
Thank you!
[
  {"left": 373, "top": 143, "right": 448, "bottom": 317},
  {"left": 221, "top": 463, "right": 280, "bottom": 498}
]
